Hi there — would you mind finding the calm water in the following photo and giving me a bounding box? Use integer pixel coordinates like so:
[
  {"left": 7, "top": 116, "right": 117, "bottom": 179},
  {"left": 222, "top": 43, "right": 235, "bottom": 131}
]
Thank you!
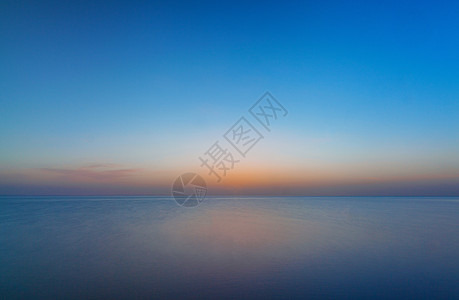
[{"left": 1, "top": 196, "right": 458, "bottom": 299}]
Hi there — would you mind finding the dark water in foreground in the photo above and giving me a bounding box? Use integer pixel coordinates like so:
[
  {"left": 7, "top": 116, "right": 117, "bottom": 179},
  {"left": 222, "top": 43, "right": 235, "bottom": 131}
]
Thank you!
[{"left": 1, "top": 196, "right": 458, "bottom": 299}]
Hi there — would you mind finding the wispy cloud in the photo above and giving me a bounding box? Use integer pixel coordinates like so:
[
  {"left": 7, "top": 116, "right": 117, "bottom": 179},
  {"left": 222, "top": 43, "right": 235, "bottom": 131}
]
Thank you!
[
  {"left": 84, "top": 163, "right": 123, "bottom": 169},
  {"left": 37, "top": 164, "right": 142, "bottom": 180}
]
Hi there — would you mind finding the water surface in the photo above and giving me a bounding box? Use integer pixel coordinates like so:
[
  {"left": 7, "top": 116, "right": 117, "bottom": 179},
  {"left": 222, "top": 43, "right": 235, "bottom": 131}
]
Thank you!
[{"left": 1, "top": 196, "right": 458, "bottom": 299}]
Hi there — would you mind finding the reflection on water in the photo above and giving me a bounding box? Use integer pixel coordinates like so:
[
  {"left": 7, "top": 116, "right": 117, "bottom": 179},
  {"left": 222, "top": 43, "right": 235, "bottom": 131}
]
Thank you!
[{"left": 1, "top": 196, "right": 458, "bottom": 299}]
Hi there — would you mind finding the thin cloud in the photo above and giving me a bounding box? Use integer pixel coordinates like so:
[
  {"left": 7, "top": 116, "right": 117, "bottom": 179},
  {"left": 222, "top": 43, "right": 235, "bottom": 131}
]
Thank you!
[
  {"left": 38, "top": 165, "right": 142, "bottom": 180},
  {"left": 85, "top": 163, "right": 123, "bottom": 169}
]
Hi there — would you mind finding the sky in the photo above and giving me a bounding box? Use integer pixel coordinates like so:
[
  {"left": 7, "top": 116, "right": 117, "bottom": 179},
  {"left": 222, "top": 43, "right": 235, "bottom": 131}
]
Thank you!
[{"left": 1, "top": 0, "right": 458, "bottom": 196}]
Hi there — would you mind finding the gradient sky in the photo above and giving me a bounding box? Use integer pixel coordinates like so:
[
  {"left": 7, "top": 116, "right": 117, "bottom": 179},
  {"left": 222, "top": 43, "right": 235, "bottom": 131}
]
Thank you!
[{"left": 1, "top": 0, "right": 458, "bottom": 195}]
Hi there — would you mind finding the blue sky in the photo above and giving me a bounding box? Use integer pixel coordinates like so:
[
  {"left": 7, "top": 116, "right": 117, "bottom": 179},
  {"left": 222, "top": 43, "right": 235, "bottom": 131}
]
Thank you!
[{"left": 1, "top": 0, "right": 458, "bottom": 195}]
